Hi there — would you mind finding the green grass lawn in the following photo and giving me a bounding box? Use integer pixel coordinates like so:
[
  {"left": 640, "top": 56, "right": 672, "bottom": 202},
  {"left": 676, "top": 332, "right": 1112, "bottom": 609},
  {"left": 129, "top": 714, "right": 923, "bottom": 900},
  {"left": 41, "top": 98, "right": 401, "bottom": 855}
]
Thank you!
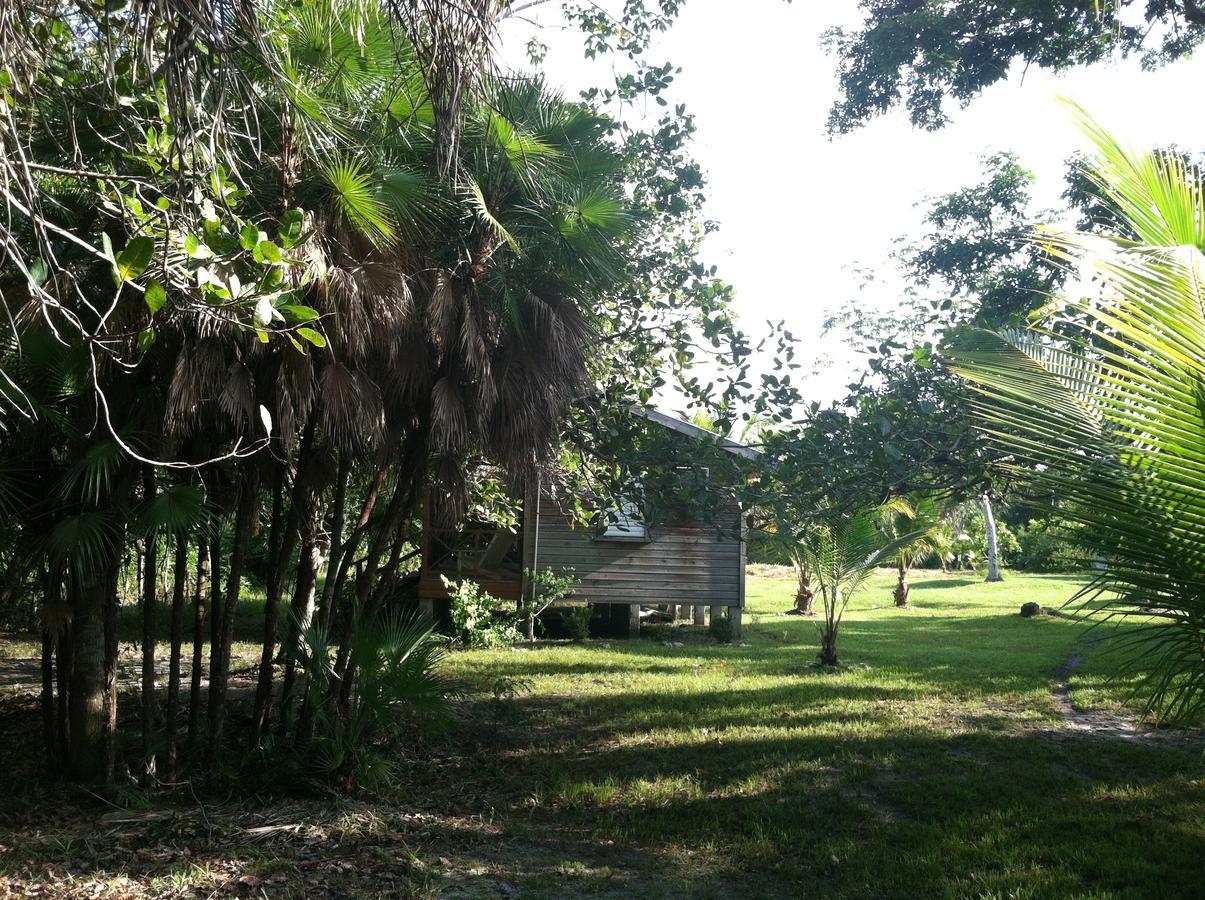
[
  {"left": 3, "top": 569, "right": 1203, "bottom": 898},
  {"left": 423, "top": 568, "right": 1204, "bottom": 898}
]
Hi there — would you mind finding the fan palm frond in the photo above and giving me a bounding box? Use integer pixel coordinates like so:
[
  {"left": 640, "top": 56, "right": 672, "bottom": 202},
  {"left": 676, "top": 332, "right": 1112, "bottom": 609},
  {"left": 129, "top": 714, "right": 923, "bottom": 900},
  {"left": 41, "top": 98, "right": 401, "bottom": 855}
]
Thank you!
[
  {"left": 321, "top": 156, "right": 396, "bottom": 243},
  {"left": 48, "top": 510, "right": 122, "bottom": 581},
  {"left": 131, "top": 483, "right": 207, "bottom": 538}
]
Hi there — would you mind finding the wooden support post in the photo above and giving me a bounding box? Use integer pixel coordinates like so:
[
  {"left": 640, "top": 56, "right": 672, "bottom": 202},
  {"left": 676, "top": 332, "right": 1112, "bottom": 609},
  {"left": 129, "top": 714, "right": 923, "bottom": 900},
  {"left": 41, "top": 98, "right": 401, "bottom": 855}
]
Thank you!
[
  {"left": 729, "top": 606, "right": 742, "bottom": 639},
  {"left": 419, "top": 597, "right": 434, "bottom": 623},
  {"left": 693, "top": 605, "right": 705, "bottom": 626},
  {"left": 628, "top": 604, "right": 641, "bottom": 639},
  {"left": 710, "top": 604, "right": 723, "bottom": 625}
]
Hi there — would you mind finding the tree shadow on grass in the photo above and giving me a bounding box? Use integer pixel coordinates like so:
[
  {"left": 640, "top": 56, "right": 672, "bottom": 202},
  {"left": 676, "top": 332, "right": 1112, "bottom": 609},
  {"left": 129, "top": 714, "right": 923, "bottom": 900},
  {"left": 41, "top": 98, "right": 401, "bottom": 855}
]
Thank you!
[
  {"left": 4, "top": 606, "right": 1204, "bottom": 900},
  {"left": 422, "top": 684, "right": 1205, "bottom": 898},
  {"left": 10, "top": 720, "right": 1200, "bottom": 899},
  {"left": 486, "top": 613, "right": 1094, "bottom": 703}
]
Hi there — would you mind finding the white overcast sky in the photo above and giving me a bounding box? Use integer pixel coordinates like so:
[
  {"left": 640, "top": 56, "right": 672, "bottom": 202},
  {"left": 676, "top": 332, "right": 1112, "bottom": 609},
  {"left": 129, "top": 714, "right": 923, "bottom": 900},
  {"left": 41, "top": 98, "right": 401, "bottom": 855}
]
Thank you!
[{"left": 497, "top": 2, "right": 1205, "bottom": 404}]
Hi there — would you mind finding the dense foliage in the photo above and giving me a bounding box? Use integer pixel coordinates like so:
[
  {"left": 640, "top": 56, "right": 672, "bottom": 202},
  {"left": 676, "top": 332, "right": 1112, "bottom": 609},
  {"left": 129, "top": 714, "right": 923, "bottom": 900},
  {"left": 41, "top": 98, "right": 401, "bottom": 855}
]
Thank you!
[
  {"left": 949, "top": 106, "right": 1205, "bottom": 721},
  {"left": 0, "top": 0, "right": 761, "bottom": 788},
  {"left": 825, "top": 0, "right": 1205, "bottom": 133}
]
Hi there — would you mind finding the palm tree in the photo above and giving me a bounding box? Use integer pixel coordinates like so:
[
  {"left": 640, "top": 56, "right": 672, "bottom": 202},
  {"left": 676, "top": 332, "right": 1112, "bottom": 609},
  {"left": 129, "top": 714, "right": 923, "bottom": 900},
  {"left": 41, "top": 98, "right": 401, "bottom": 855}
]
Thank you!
[
  {"left": 877, "top": 494, "right": 943, "bottom": 607},
  {"left": 948, "top": 102, "right": 1205, "bottom": 722},
  {"left": 794, "top": 500, "right": 926, "bottom": 667}
]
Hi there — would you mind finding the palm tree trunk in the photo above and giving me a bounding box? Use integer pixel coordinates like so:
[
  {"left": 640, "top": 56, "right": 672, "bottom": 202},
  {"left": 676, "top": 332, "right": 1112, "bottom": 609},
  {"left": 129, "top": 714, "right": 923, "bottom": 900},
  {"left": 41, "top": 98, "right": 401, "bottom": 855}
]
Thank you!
[
  {"left": 187, "top": 539, "right": 209, "bottom": 747},
  {"left": 102, "top": 480, "right": 131, "bottom": 787},
  {"left": 40, "top": 626, "right": 57, "bottom": 775},
  {"left": 326, "top": 466, "right": 389, "bottom": 640},
  {"left": 56, "top": 621, "right": 71, "bottom": 765},
  {"left": 206, "top": 466, "right": 258, "bottom": 774},
  {"left": 819, "top": 587, "right": 840, "bottom": 667},
  {"left": 336, "top": 473, "right": 417, "bottom": 715},
  {"left": 140, "top": 468, "right": 159, "bottom": 783},
  {"left": 165, "top": 535, "right": 188, "bottom": 780},
  {"left": 980, "top": 494, "right": 1003, "bottom": 583},
  {"left": 277, "top": 519, "right": 322, "bottom": 736},
  {"left": 68, "top": 576, "right": 106, "bottom": 781},
  {"left": 328, "top": 467, "right": 392, "bottom": 693},
  {"left": 250, "top": 464, "right": 291, "bottom": 745},
  {"left": 317, "top": 455, "right": 351, "bottom": 632},
  {"left": 893, "top": 555, "right": 910, "bottom": 607},
  {"left": 251, "top": 422, "right": 315, "bottom": 744}
]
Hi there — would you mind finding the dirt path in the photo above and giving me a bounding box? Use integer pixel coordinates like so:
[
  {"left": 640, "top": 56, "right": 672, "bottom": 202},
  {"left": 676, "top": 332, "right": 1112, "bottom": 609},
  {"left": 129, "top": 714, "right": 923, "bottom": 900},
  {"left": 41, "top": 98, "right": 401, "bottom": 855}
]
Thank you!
[{"left": 1051, "top": 642, "right": 1204, "bottom": 750}]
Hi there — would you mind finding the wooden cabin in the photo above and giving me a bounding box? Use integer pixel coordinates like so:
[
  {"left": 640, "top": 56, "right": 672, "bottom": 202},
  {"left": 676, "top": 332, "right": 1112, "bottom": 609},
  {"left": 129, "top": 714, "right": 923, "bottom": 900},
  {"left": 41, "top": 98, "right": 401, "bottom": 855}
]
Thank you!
[{"left": 417, "top": 409, "right": 756, "bottom": 637}]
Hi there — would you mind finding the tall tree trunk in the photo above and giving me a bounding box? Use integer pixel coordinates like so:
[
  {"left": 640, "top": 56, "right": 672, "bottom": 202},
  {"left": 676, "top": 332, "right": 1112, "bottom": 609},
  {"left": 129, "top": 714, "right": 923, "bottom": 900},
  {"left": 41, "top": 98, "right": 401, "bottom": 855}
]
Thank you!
[
  {"left": 187, "top": 540, "right": 209, "bottom": 747},
  {"left": 103, "top": 552, "right": 122, "bottom": 786},
  {"left": 317, "top": 455, "right": 351, "bottom": 632},
  {"left": 101, "top": 476, "right": 132, "bottom": 788},
  {"left": 205, "top": 529, "right": 223, "bottom": 746},
  {"left": 249, "top": 463, "right": 289, "bottom": 746},
  {"left": 68, "top": 578, "right": 106, "bottom": 781},
  {"left": 328, "top": 466, "right": 392, "bottom": 694},
  {"left": 166, "top": 535, "right": 188, "bottom": 781},
  {"left": 980, "top": 494, "right": 1003, "bottom": 583},
  {"left": 56, "top": 621, "right": 71, "bottom": 765},
  {"left": 336, "top": 471, "right": 417, "bottom": 715},
  {"left": 206, "top": 467, "right": 258, "bottom": 774},
  {"left": 893, "top": 555, "right": 910, "bottom": 607},
  {"left": 40, "top": 568, "right": 63, "bottom": 776},
  {"left": 40, "top": 627, "right": 57, "bottom": 775},
  {"left": 251, "top": 423, "right": 315, "bottom": 745},
  {"left": 140, "top": 468, "right": 159, "bottom": 784},
  {"left": 278, "top": 518, "right": 322, "bottom": 736},
  {"left": 794, "top": 561, "right": 815, "bottom": 615},
  {"left": 326, "top": 466, "right": 389, "bottom": 641}
]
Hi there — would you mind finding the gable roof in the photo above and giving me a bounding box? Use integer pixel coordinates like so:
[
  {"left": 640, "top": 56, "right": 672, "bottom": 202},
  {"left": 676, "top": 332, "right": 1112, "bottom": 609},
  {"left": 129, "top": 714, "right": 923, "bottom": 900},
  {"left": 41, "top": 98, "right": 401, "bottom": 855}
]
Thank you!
[{"left": 632, "top": 406, "right": 760, "bottom": 461}]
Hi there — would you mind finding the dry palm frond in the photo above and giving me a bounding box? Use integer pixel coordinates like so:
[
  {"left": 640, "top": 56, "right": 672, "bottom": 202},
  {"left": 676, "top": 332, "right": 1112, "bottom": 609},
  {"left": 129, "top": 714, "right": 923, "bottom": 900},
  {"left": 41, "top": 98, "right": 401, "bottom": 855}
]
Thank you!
[{"left": 218, "top": 362, "right": 256, "bottom": 432}]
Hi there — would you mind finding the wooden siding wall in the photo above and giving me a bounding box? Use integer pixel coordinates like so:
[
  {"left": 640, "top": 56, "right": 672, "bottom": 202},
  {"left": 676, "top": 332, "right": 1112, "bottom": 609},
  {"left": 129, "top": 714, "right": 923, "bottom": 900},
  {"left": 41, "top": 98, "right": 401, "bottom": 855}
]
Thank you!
[{"left": 531, "top": 493, "right": 743, "bottom": 608}]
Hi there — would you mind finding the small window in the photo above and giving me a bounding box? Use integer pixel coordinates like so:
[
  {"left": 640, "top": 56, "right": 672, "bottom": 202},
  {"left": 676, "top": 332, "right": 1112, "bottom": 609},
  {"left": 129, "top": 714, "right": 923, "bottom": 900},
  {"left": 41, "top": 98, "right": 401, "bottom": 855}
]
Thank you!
[{"left": 596, "top": 496, "right": 648, "bottom": 541}]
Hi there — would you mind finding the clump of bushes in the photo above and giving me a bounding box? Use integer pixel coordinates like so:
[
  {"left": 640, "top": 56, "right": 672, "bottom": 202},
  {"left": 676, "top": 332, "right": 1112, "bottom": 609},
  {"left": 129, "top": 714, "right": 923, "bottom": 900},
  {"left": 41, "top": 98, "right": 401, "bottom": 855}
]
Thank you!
[
  {"left": 709, "top": 613, "right": 735, "bottom": 644},
  {"left": 558, "top": 604, "right": 593, "bottom": 640},
  {"left": 442, "top": 576, "right": 520, "bottom": 648},
  {"left": 1014, "top": 521, "right": 1081, "bottom": 572}
]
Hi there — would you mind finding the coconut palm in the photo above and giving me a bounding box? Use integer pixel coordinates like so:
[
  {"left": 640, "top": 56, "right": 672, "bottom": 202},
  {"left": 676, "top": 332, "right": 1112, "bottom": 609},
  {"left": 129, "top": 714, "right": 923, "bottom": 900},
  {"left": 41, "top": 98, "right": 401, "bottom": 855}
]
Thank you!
[
  {"left": 877, "top": 494, "right": 944, "bottom": 607},
  {"left": 794, "top": 500, "right": 927, "bottom": 667},
  {"left": 948, "top": 102, "right": 1205, "bottom": 722}
]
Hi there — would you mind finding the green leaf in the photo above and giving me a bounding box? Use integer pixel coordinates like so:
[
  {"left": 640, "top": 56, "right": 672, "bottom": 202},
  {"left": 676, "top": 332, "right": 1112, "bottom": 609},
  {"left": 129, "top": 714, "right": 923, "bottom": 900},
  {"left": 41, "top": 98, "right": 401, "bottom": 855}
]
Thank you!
[
  {"left": 254, "top": 240, "right": 283, "bottom": 264},
  {"left": 321, "top": 157, "right": 394, "bottom": 244},
  {"left": 279, "top": 209, "right": 304, "bottom": 248},
  {"left": 144, "top": 279, "right": 167, "bottom": 315},
  {"left": 115, "top": 236, "right": 154, "bottom": 281},
  {"left": 240, "top": 222, "right": 260, "bottom": 251},
  {"left": 183, "top": 234, "right": 212, "bottom": 259},
  {"left": 279, "top": 304, "right": 320, "bottom": 322},
  {"left": 137, "top": 326, "right": 156, "bottom": 352},
  {"left": 297, "top": 327, "right": 327, "bottom": 348},
  {"left": 28, "top": 258, "right": 48, "bottom": 287}
]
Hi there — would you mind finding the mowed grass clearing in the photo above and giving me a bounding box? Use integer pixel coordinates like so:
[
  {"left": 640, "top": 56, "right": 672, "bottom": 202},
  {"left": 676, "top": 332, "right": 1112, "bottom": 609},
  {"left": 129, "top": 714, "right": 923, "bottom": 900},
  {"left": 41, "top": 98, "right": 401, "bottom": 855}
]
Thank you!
[
  {"left": 429, "top": 569, "right": 1205, "bottom": 898},
  {"left": 2, "top": 569, "right": 1203, "bottom": 898}
]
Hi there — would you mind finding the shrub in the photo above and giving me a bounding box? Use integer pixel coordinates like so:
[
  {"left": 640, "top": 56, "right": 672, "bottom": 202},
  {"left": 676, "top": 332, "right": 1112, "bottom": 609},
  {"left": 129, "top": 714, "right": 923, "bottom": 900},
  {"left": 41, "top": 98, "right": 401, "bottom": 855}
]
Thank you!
[
  {"left": 1014, "top": 521, "right": 1080, "bottom": 572},
  {"left": 441, "top": 576, "right": 520, "bottom": 648},
  {"left": 558, "top": 604, "right": 593, "bottom": 640},
  {"left": 293, "top": 611, "right": 454, "bottom": 792},
  {"left": 709, "top": 613, "right": 735, "bottom": 644}
]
